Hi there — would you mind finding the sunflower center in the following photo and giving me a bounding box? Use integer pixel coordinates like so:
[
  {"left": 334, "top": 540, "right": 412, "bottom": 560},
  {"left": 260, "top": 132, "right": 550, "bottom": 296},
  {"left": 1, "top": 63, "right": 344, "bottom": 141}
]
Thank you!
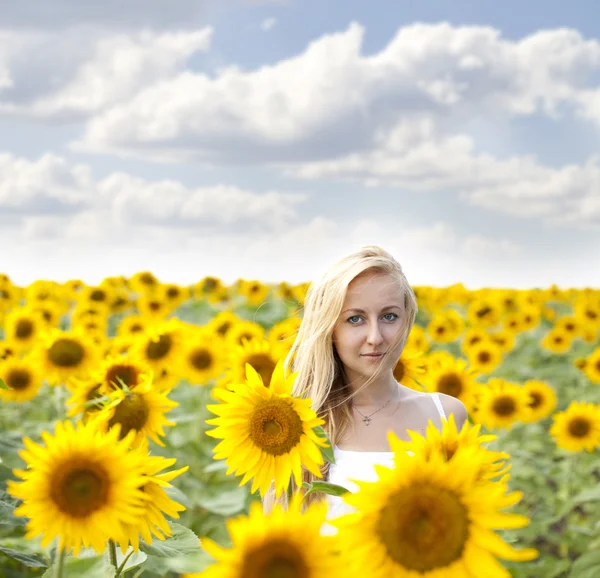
[
  {"left": 6, "top": 368, "right": 31, "bottom": 390},
  {"left": 106, "top": 364, "right": 140, "bottom": 390},
  {"left": 393, "top": 361, "right": 405, "bottom": 381},
  {"left": 190, "top": 349, "right": 213, "bottom": 370},
  {"left": 595, "top": 359, "right": 600, "bottom": 372},
  {"left": 437, "top": 373, "right": 463, "bottom": 397},
  {"left": 377, "top": 486, "right": 468, "bottom": 572},
  {"left": 89, "top": 289, "right": 107, "bottom": 302},
  {"left": 241, "top": 539, "right": 308, "bottom": 578},
  {"left": 568, "top": 418, "right": 591, "bottom": 438},
  {"left": 146, "top": 334, "right": 172, "bottom": 360},
  {"left": 216, "top": 322, "right": 231, "bottom": 335},
  {"left": 48, "top": 338, "right": 85, "bottom": 367},
  {"left": 476, "top": 306, "right": 492, "bottom": 318},
  {"left": 149, "top": 301, "right": 161, "bottom": 312},
  {"left": 204, "top": 278, "right": 218, "bottom": 292},
  {"left": 477, "top": 351, "right": 491, "bottom": 363},
  {"left": 130, "top": 323, "right": 143, "bottom": 333},
  {"left": 167, "top": 287, "right": 180, "bottom": 299},
  {"left": 246, "top": 354, "right": 276, "bottom": 386},
  {"left": 15, "top": 319, "right": 34, "bottom": 339},
  {"left": 50, "top": 462, "right": 109, "bottom": 517},
  {"left": 492, "top": 395, "right": 516, "bottom": 417},
  {"left": 140, "top": 273, "right": 156, "bottom": 286},
  {"left": 249, "top": 400, "right": 303, "bottom": 456},
  {"left": 108, "top": 393, "right": 150, "bottom": 436},
  {"left": 528, "top": 392, "right": 542, "bottom": 409}
]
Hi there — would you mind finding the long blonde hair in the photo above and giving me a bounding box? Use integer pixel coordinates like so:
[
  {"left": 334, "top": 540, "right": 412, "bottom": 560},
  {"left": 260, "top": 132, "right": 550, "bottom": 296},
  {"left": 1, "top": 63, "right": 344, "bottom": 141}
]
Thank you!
[{"left": 262, "top": 245, "right": 418, "bottom": 512}]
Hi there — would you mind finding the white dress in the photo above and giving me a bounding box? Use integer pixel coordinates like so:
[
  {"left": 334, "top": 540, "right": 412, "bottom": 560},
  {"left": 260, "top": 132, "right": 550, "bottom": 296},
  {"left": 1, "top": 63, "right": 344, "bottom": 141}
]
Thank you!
[{"left": 323, "top": 393, "right": 447, "bottom": 529}]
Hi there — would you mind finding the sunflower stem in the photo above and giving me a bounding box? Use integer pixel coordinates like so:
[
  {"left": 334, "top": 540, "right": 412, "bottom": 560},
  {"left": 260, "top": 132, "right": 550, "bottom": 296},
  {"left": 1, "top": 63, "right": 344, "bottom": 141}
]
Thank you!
[
  {"left": 115, "top": 549, "right": 135, "bottom": 576},
  {"left": 54, "top": 547, "right": 66, "bottom": 578},
  {"left": 108, "top": 540, "right": 118, "bottom": 570}
]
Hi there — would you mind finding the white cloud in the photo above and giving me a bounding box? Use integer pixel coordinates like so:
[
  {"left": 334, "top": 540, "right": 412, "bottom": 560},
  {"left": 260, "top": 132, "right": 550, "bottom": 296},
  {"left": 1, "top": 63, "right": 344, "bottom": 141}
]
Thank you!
[
  {"left": 74, "top": 22, "right": 600, "bottom": 161},
  {"left": 261, "top": 18, "right": 277, "bottom": 32},
  {"left": 0, "top": 28, "right": 212, "bottom": 119},
  {"left": 0, "top": 152, "right": 307, "bottom": 241}
]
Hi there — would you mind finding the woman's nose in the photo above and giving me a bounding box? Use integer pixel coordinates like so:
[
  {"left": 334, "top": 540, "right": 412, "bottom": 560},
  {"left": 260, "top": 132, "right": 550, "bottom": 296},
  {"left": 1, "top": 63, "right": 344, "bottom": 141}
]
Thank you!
[{"left": 366, "top": 322, "right": 384, "bottom": 345}]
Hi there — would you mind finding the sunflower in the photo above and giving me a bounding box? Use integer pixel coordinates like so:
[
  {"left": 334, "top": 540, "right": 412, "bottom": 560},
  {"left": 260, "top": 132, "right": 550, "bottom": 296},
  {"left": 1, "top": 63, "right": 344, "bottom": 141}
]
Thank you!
[
  {"left": 519, "top": 306, "right": 542, "bottom": 332},
  {"left": 540, "top": 327, "right": 572, "bottom": 354},
  {"left": 65, "top": 377, "right": 106, "bottom": 417},
  {"left": 136, "top": 293, "right": 174, "bottom": 320},
  {"left": 0, "top": 340, "right": 16, "bottom": 361},
  {"left": 471, "top": 379, "right": 532, "bottom": 430},
  {"left": 427, "top": 309, "right": 465, "bottom": 343},
  {"left": 460, "top": 328, "right": 490, "bottom": 355},
  {"left": 28, "top": 300, "right": 63, "bottom": 327},
  {"left": 392, "top": 414, "right": 511, "bottom": 483},
  {"left": 194, "top": 276, "right": 225, "bottom": 302},
  {"left": 268, "top": 316, "right": 302, "bottom": 358},
  {"left": 582, "top": 326, "right": 599, "bottom": 344},
  {"left": 582, "top": 347, "right": 600, "bottom": 384},
  {"left": 160, "top": 283, "right": 190, "bottom": 310},
  {"left": 130, "top": 318, "right": 185, "bottom": 377},
  {"left": 422, "top": 355, "right": 479, "bottom": 408},
  {"left": 34, "top": 328, "right": 100, "bottom": 386},
  {"left": 465, "top": 340, "right": 504, "bottom": 374},
  {"left": 201, "top": 494, "right": 339, "bottom": 578},
  {"left": 91, "top": 383, "right": 177, "bottom": 448},
  {"left": 333, "top": 439, "right": 537, "bottom": 578},
  {"left": 206, "top": 360, "right": 328, "bottom": 497},
  {"left": 238, "top": 279, "right": 270, "bottom": 306},
  {"left": 503, "top": 312, "right": 525, "bottom": 334},
  {"left": 207, "top": 310, "right": 241, "bottom": 338},
  {"left": 3, "top": 307, "right": 48, "bottom": 353},
  {"left": 7, "top": 420, "right": 149, "bottom": 555},
  {"left": 550, "top": 401, "right": 600, "bottom": 453},
  {"left": 180, "top": 336, "right": 224, "bottom": 385},
  {"left": 119, "top": 453, "right": 188, "bottom": 553},
  {"left": 93, "top": 354, "right": 154, "bottom": 394},
  {"left": 489, "top": 328, "right": 516, "bottom": 354},
  {"left": 117, "top": 314, "right": 150, "bottom": 339},
  {"left": 392, "top": 348, "right": 427, "bottom": 390},
  {"left": 220, "top": 337, "right": 280, "bottom": 391},
  {"left": 226, "top": 320, "right": 266, "bottom": 347},
  {"left": 467, "top": 299, "right": 502, "bottom": 329},
  {"left": 521, "top": 380, "right": 557, "bottom": 423},
  {"left": 129, "top": 271, "right": 160, "bottom": 294},
  {"left": 0, "top": 357, "right": 43, "bottom": 402},
  {"left": 554, "top": 315, "right": 583, "bottom": 339},
  {"left": 405, "top": 324, "right": 430, "bottom": 353}
]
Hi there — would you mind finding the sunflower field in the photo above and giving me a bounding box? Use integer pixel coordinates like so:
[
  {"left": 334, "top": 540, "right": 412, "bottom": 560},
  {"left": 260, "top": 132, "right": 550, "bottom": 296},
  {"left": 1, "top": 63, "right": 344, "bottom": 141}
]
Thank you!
[{"left": 0, "top": 272, "right": 599, "bottom": 578}]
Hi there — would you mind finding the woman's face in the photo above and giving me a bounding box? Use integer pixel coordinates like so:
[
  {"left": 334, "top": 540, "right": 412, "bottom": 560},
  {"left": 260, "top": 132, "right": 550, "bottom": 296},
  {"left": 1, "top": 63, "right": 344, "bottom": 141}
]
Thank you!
[{"left": 332, "top": 270, "right": 406, "bottom": 383}]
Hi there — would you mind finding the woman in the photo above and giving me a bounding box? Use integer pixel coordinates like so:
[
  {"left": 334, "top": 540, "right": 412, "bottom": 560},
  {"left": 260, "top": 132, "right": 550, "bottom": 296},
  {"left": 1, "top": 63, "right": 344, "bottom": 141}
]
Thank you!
[{"left": 263, "top": 245, "right": 468, "bottom": 515}]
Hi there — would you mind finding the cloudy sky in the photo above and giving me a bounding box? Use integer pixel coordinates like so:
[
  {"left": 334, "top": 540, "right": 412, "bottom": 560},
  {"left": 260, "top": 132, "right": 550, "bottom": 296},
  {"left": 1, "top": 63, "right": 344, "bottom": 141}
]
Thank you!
[{"left": 1, "top": 0, "right": 599, "bottom": 289}]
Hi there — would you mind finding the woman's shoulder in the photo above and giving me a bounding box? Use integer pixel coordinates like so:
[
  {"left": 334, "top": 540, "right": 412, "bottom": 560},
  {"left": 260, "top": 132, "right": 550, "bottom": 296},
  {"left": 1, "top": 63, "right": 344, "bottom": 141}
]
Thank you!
[{"left": 434, "top": 392, "right": 469, "bottom": 429}]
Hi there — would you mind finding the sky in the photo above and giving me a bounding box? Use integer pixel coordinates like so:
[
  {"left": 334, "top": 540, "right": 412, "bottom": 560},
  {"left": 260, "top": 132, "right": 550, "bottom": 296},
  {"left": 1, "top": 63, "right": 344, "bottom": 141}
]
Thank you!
[{"left": 1, "top": 0, "right": 599, "bottom": 290}]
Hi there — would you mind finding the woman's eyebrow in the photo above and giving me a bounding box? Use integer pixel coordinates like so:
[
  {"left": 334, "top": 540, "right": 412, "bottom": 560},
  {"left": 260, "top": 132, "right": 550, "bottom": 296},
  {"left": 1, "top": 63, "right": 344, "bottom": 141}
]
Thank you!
[{"left": 342, "top": 305, "right": 402, "bottom": 314}]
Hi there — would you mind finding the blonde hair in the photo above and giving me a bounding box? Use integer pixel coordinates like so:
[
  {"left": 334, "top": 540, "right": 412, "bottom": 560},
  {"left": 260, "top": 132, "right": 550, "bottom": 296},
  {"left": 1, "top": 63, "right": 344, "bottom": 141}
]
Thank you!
[{"left": 262, "top": 245, "right": 418, "bottom": 512}]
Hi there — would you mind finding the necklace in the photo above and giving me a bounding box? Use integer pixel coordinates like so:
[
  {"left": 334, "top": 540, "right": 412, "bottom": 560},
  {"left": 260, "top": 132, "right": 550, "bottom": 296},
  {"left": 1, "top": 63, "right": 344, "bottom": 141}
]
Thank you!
[{"left": 353, "top": 398, "right": 392, "bottom": 426}]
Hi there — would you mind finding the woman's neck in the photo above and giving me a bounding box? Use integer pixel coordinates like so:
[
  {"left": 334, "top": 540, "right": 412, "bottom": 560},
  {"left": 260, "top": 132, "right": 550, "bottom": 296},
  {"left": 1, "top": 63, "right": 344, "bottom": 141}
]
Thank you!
[{"left": 345, "top": 371, "right": 400, "bottom": 407}]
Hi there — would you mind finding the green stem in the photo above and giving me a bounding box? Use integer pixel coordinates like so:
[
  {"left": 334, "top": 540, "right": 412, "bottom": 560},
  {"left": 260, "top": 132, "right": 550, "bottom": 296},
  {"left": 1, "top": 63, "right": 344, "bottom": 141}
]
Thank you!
[
  {"left": 109, "top": 540, "right": 118, "bottom": 569},
  {"left": 115, "top": 550, "right": 135, "bottom": 577},
  {"left": 54, "top": 547, "right": 66, "bottom": 578}
]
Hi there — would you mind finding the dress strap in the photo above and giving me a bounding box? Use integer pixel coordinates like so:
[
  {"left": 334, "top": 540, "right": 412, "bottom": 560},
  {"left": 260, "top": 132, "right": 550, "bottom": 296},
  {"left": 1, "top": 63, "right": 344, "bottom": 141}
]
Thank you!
[{"left": 432, "top": 393, "right": 447, "bottom": 419}]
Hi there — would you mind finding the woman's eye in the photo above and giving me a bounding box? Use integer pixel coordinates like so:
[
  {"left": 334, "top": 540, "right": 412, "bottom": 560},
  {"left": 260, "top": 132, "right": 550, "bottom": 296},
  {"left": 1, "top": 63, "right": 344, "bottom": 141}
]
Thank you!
[
  {"left": 347, "top": 315, "right": 362, "bottom": 324},
  {"left": 383, "top": 313, "right": 398, "bottom": 321}
]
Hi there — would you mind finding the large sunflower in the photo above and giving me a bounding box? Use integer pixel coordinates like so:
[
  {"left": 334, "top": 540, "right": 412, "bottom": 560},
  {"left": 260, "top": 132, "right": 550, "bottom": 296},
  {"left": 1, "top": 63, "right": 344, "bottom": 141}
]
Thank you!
[
  {"left": 91, "top": 383, "right": 177, "bottom": 448},
  {"left": 333, "top": 440, "right": 537, "bottom": 578},
  {"left": 0, "top": 357, "right": 43, "bottom": 402},
  {"left": 201, "top": 494, "right": 340, "bottom": 578},
  {"left": 549, "top": 401, "right": 600, "bottom": 453},
  {"left": 34, "top": 328, "right": 100, "bottom": 386},
  {"left": 119, "top": 453, "right": 188, "bottom": 553},
  {"left": 392, "top": 414, "right": 511, "bottom": 484},
  {"left": 206, "top": 360, "right": 328, "bottom": 497},
  {"left": 7, "top": 420, "right": 148, "bottom": 555},
  {"left": 471, "top": 379, "right": 532, "bottom": 430}
]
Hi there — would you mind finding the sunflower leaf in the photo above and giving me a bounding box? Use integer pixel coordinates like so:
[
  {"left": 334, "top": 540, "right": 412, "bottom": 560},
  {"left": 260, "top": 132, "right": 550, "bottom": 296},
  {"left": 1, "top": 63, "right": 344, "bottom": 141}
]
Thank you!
[
  {"left": 314, "top": 426, "right": 335, "bottom": 465},
  {"left": 140, "top": 522, "right": 203, "bottom": 559},
  {"left": 303, "top": 481, "right": 349, "bottom": 497},
  {"left": 41, "top": 556, "right": 115, "bottom": 577},
  {"left": 0, "top": 378, "right": 11, "bottom": 390},
  {"left": 0, "top": 546, "right": 48, "bottom": 568},
  {"left": 569, "top": 549, "right": 600, "bottom": 578}
]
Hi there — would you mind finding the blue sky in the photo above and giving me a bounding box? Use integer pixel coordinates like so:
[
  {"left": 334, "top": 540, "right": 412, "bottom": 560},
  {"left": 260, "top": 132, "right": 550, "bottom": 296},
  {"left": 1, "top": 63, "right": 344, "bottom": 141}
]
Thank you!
[{"left": 1, "top": 0, "right": 599, "bottom": 289}]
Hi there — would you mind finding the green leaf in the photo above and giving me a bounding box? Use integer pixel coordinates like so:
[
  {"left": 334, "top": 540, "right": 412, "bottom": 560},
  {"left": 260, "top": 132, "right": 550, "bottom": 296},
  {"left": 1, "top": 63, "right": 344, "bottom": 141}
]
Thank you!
[
  {"left": 42, "top": 556, "right": 115, "bottom": 578},
  {"left": 139, "top": 522, "right": 202, "bottom": 559},
  {"left": 0, "top": 377, "right": 10, "bottom": 390},
  {"left": 569, "top": 550, "right": 600, "bottom": 578},
  {"left": 303, "top": 481, "right": 349, "bottom": 497},
  {"left": 314, "top": 425, "right": 335, "bottom": 465},
  {"left": 572, "top": 486, "right": 600, "bottom": 505},
  {"left": 0, "top": 546, "right": 48, "bottom": 568},
  {"left": 195, "top": 485, "right": 247, "bottom": 516}
]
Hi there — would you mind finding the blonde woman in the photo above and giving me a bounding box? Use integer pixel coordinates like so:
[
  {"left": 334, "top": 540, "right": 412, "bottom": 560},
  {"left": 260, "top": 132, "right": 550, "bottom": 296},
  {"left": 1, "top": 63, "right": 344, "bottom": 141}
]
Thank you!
[{"left": 263, "top": 245, "right": 468, "bottom": 515}]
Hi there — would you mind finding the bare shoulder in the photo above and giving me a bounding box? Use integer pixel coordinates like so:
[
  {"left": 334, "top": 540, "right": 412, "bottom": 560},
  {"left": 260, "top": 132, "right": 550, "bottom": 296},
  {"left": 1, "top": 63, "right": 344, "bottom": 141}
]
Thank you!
[{"left": 436, "top": 393, "right": 469, "bottom": 429}]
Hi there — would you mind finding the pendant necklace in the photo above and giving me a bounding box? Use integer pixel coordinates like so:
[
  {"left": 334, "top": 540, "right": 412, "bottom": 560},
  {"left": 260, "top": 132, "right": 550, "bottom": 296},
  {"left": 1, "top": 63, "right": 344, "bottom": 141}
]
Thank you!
[{"left": 354, "top": 398, "right": 392, "bottom": 426}]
